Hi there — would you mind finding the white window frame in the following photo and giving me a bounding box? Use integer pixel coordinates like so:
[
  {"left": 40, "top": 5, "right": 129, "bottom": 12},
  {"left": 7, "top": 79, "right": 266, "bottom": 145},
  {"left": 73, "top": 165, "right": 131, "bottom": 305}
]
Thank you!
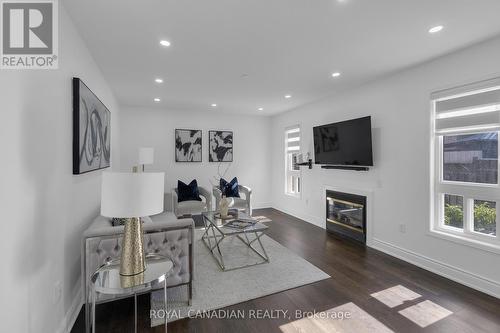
[
  {"left": 285, "top": 125, "right": 301, "bottom": 198},
  {"left": 430, "top": 82, "right": 500, "bottom": 254}
]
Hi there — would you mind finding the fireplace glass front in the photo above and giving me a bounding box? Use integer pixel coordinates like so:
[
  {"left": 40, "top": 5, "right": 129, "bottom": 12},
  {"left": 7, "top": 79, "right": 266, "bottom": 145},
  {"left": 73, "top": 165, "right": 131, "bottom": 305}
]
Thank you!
[{"left": 326, "top": 190, "right": 366, "bottom": 244}]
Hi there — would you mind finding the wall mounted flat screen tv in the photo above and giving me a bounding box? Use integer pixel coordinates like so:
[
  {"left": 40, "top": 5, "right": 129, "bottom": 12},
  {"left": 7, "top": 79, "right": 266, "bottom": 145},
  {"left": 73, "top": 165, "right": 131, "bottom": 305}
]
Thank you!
[{"left": 313, "top": 116, "right": 373, "bottom": 166}]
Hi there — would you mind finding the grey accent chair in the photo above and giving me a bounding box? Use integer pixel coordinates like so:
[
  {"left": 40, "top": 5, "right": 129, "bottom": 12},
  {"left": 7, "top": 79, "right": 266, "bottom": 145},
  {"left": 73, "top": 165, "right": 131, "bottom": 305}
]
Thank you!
[
  {"left": 172, "top": 186, "right": 212, "bottom": 217},
  {"left": 82, "top": 206, "right": 195, "bottom": 326},
  {"left": 213, "top": 185, "right": 252, "bottom": 216}
]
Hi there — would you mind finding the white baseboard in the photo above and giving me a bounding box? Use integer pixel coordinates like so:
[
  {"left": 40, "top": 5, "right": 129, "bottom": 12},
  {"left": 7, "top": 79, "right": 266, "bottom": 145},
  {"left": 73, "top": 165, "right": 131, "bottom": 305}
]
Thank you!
[
  {"left": 270, "top": 206, "right": 500, "bottom": 299},
  {"left": 56, "top": 278, "right": 83, "bottom": 333},
  {"left": 253, "top": 202, "right": 273, "bottom": 209},
  {"left": 272, "top": 206, "right": 325, "bottom": 229},
  {"left": 371, "top": 238, "right": 500, "bottom": 299}
]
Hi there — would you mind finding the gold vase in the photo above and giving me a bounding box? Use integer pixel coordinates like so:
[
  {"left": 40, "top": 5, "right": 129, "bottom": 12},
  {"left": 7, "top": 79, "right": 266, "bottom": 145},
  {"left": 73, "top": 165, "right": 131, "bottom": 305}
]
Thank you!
[{"left": 120, "top": 217, "right": 146, "bottom": 276}]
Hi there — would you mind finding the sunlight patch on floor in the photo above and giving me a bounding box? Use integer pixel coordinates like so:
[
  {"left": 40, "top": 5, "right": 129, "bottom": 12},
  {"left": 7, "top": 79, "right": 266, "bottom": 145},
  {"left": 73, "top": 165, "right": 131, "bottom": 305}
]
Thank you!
[
  {"left": 253, "top": 216, "right": 272, "bottom": 223},
  {"left": 370, "top": 285, "right": 421, "bottom": 308},
  {"left": 398, "top": 300, "right": 453, "bottom": 328}
]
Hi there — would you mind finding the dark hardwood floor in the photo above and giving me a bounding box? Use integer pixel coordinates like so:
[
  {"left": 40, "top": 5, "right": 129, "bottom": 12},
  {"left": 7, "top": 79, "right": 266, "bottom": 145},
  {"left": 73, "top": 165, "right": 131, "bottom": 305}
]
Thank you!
[{"left": 71, "top": 208, "right": 500, "bottom": 333}]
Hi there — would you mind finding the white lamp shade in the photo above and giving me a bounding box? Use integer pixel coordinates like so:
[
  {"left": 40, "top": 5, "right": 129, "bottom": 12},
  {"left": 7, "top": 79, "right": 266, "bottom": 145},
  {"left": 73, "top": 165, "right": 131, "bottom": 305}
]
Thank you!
[
  {"left": 139, "top": 147, "right": 154, "bottom": 165},
  {"left": 101, "top": 172, "right": 164, "bottom": 218}
]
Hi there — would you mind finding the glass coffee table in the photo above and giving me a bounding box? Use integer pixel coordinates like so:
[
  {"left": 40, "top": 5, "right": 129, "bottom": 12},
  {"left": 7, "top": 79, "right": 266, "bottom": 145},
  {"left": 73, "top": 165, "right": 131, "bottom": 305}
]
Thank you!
[
  {"left": 201, "top": 211, "right": 270, "bottom": 271},
  {"left": 87, "top": 254, "right": 173, "bottom": 333}
]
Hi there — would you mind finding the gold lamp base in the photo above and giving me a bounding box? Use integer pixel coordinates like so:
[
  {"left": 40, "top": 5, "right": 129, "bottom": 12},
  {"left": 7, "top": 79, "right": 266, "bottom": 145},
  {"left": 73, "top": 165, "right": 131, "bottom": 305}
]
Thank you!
[
  {"left": 120, "top": 272, "right": 145, "bottom": 288},
  {"left": 120, "top": 217, "right": 146, "bottom": 276}
]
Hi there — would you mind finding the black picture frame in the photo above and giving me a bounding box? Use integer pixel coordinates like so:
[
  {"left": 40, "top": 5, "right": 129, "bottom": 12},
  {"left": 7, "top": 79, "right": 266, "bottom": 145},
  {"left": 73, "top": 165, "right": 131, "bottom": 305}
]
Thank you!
[
  {"left": 175, "top": 129, "right": 203, "bottom": 162},
  {"left": 73, "top": 77, "right": 111, "bottom": 175},
  {"left": 209, "top": 130, "right": 234, "bottom": 162}
]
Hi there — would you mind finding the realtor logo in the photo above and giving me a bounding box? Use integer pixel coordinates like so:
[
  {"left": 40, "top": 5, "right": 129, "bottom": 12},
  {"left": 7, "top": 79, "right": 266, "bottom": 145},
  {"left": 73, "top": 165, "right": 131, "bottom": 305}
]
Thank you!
[{"left": 1, "top": 0, "right": 58, "bottom": 69}]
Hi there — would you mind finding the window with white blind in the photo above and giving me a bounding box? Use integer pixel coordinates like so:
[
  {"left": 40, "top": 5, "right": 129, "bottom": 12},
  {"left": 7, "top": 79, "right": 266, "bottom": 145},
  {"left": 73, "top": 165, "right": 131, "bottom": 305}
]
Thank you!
[
  {"left": 285, "top": 126, "right": 301, "bottom": 197},
  {"left": 431, "top": 78, "right": 500, "bottom": 252}
]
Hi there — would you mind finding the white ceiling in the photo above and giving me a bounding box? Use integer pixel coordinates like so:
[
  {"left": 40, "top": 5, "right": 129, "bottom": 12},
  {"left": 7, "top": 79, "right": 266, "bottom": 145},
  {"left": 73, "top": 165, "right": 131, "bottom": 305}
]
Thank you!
[{"left": 64, "top": 0, "right": 500, "bottom": 115}]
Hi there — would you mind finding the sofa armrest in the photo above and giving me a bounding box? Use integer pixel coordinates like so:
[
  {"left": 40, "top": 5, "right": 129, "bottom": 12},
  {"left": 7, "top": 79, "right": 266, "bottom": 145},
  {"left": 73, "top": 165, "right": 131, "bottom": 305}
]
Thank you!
[
  {"left": 84, "top": 216, "right": 153, "bottom": 238},
  {"left": 172, "top": 188, "right": 179, "bottom": 217},
  {"left": 213, "top": 186, "right": 222, "bottom": 210},
  {"left": 239, "top": 185, "right": 252, "bottom": 215},
  {"left": 198, "top": 186, "right": 212, "bottom": 211},
  {"left": 238, "top": 185, "right": 252, "bottom": 201},
  {"left": 150, "top": 213, "right": 194, "bottom": 233}
]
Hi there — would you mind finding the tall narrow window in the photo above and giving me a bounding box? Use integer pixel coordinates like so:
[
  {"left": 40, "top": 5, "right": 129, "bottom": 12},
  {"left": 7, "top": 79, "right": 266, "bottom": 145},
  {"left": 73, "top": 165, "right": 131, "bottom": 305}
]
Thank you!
[
  {"left": 285, "top": 126, "right": 301, "bottom": 197},
  {"left": 431, "top": 78, "right": 500, "bottom": 251}
]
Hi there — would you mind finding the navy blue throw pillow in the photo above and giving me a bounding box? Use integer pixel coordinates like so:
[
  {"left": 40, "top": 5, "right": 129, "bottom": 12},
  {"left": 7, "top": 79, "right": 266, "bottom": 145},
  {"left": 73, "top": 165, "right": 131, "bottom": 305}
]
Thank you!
[
  {"left": 177, "top": 180, "right": 202, "bottom": 202},
  {"left": 220, "top": 177, "right": 240, "bottom": 198}
]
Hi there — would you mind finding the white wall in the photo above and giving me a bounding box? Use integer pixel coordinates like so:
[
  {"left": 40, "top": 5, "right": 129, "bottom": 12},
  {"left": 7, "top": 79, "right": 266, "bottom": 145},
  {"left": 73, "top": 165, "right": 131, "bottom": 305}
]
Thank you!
[
  {"left": 271, "top": 36, "right": 500, "bottom": 297},
  {"left": 0, "top": 6, "right": 120, "bottom": 333},
  {"left": 119, "top": 107, "right": 272, "bottom": 209}
]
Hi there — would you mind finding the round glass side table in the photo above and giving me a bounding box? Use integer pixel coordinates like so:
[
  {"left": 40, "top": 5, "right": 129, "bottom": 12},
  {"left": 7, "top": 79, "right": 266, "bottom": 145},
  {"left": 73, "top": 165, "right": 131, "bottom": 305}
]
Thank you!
[{"left": 87, "top": 254, "right": 173, "bottom": 333}]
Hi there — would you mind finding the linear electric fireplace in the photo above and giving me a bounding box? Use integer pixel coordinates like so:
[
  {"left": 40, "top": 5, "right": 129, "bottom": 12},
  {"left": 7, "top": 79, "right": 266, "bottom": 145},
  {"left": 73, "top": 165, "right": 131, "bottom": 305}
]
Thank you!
[{"left": 326, "top": 190, "right": 367, "bottom": 244}]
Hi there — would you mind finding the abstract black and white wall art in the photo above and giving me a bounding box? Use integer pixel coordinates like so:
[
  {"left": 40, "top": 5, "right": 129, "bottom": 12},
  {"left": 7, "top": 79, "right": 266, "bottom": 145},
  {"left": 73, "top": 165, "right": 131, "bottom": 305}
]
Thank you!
[
  {"left": 209, "top": 130, "right": 233, "bottom": 162},
  {"left": 175, "top": 129, "right": 202, "bottom": 162},
  {"left": 73, "top": 78, "right": 111, "bottom": 175}
]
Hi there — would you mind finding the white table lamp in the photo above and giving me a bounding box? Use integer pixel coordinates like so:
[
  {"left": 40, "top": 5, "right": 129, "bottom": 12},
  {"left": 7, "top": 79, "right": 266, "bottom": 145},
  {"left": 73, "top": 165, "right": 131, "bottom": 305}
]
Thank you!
[
  {"left": 138, "top": 147, "right": 154, "bottom": 172},
  {"left": 101, "top": 172, "right": 164, "bottom": 276}
]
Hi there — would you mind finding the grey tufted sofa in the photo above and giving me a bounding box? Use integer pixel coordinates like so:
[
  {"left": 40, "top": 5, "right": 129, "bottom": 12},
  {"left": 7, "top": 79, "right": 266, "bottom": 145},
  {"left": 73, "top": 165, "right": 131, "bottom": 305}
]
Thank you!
[{"left": 82, "top": 210, "right": 195, "bottom": 312}]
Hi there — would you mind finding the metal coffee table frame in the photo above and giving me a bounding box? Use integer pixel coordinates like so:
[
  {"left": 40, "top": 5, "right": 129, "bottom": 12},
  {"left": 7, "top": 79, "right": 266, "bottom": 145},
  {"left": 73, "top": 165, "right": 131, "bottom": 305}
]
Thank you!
[{"left": 201, "top": 212, "right": 270, "bottom": 271}]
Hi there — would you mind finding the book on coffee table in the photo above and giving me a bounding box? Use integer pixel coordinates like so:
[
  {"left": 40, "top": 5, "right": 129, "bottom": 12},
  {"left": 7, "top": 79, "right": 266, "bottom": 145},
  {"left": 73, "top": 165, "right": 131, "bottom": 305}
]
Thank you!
[{"left": 223, "top": 219, "right": 257, "bottom": 230}]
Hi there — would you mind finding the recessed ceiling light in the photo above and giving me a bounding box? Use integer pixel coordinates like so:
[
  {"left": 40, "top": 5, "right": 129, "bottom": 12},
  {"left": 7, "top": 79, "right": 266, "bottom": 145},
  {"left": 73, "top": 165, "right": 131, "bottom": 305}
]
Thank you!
[
  {"left": 285, "top": 95, "right": 292, "bottom": 99},
  {"left": 211, "top": 103, "right": 217, "bottom": 107},
  {"left": 155, "top": 78, "right": 163, "bottom": 83},
  {"left": 159, "top": 40, "right": 171, "bottom": 47},
  {"left": 154, "top": 98, "right": 161, "bottom": 102},
  {"left": 258, "top": 107, "right": 264, "bottom": 111},
  {"left": 332, "top": 72, "right": 341, "bottom": 78},
  {"left": 429, "top": 25, "right": 444, "bottom": 34}
]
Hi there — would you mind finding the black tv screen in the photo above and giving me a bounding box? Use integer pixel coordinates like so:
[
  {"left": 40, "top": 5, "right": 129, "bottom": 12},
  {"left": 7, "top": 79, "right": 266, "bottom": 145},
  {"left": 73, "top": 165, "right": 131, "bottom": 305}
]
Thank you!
[{"left": 313, "top": 116, "right": 373, "bottom": 166}]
